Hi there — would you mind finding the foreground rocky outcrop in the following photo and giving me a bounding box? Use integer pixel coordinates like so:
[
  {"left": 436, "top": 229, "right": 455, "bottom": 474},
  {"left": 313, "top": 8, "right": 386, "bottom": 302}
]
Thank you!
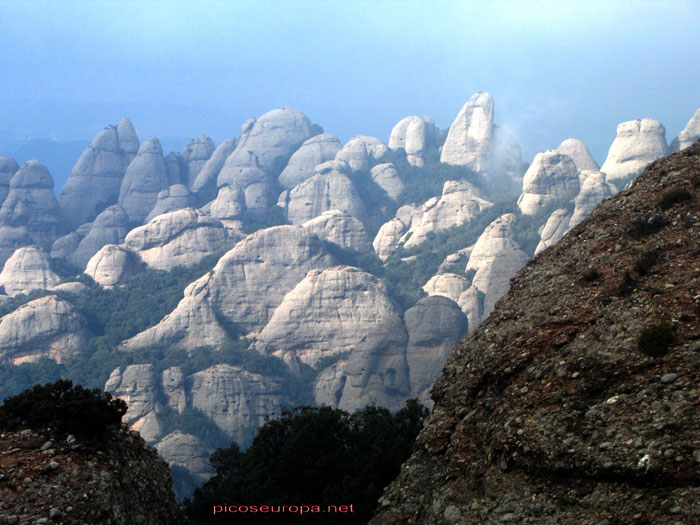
[
  {"left": 0, "top": 423, "right": 183, "bottom": 524},
  {"left": 371, "top": 141, "right": 700, "bottom": 524}
]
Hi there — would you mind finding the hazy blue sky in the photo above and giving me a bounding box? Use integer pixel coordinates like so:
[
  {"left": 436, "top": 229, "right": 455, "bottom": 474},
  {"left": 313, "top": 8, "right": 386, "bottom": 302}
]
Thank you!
[{"left": 1, "top": 0, "right": 699, "bottom": 166}]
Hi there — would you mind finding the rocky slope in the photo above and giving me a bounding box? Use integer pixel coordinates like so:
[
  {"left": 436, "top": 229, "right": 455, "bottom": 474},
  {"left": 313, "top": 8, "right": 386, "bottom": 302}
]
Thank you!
[{"left": 371, "top": 141, "right": 700, "bottom": 524}]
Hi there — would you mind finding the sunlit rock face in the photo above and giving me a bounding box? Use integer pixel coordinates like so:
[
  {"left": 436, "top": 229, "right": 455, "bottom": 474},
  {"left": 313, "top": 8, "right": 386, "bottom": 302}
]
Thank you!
[
  {"left": 84, "top": 244, "right": 146, "bottom": 288},
  {"left": 370, "top": 163, "right": 404, "bottom": 200},
  {"left": 556, "top": 138, "right": 599, "bottom": 172},
  {"left": 517, "top": 151, "right": 579, "bottom": 215},
  {"left": 191, "top": 138, "right": 238, "bottom": 199},
  {"left": 145, "top": 184, "right": 197, "bottom": 222},
  {"left": 67, "top": 205, "right": 131, "bottom": 269},
  {"left": 0, "top": 246, "right": 60, "bottom": 297},
  {"left": 58, "top": 118, "right": 139, "bottom": 232},
  {"left": 535, "top": 208, "right": 573, "bottom": 256},
  {"left": 389, "top": 116, "right": 439, "bottom": 167},
  {"left": 422, "top": 273, "right": 471, "bottom": 305},
  {"left": 179, "top": 136, "right": 215, "bottom": 188},
  {"left": 335, "top": 136, "right": 388, "bottom": 172},
  {"left": 669, "top": 108, "right": 700, "bottom": 153},
  {"left": 278, "top": 133, "right": 342, "bottom": 189},
  {"left": 0, "top": 295, "right": 90, "bottom": 365},
  {"left": 302, "top": 209, "right": 373, "bottom": 252},
  {"left": 600, "top": 118, "right": 668, "bottom": 184},
  {"left": 118, "top": 137, "right": 170, "bottom": 225}
]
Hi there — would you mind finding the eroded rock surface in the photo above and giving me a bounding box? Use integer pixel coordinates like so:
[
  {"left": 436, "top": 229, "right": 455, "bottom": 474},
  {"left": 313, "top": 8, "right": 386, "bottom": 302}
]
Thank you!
[
  {"left": 145, "top": 184, "right": 196, "bottom": 222},
  {"left": 517, "top": 151, "right": 579, "bottom": 215},
  {"left": 389, "top": 116, "right": 439, "bottom": 167},
  {"left": 335, "top": 136, "right": 388, "bottom": 172},
  {"left": 85, "top": 244, "right": 146, "bottom": 287},
  {"left": 180, "top": 136, "right": 215, "bottom": 188},
  {"left": 0, "top": 246, "right": 60, "bottom": 296},
  {"left": 670, "top": 108, "right": 700, "bottom": 153},
  {"left": 601, "top": 118, "right": 668, "bottom": 184},
  {"left": 67, "top": 205, "right": 130, "bottom": 269},
  {"left": 370, "top": 163, "right": 404, "bottom": 200},
  {"left": 302, "top": 209, "right": 372, "bottom": 252},
  {"left": 118, "top": 137, "right": 169, "bottom": 225},
  {"left": 557, "top": 138, "right": 599, "bottom": 172},
  {"left": 0, "top": 155, "right": 19, "bottom": 205},
  {"left": 278, "top": 133, "right": 342, "bottom": 189}
]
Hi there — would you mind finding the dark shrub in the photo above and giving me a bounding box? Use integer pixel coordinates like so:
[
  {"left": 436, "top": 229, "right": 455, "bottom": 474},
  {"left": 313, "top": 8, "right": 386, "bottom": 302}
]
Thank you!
[
  {"left": 0, "top": 380, "right": 127, "bottom": 436},
  {"left": 637, "top": 321, "right": 674, "bottom": 357},
  {"left": 628, "top": 214, "right": 669, "bottom": 237},
  {"left": 582, "top": 268, "right": 601, "bottom": 282},
  {"left": 635, "top": 250, "right": 659, "bottom": 275},
  {"left": 658, "top": 187, "right": 692, "bottom": 210}
]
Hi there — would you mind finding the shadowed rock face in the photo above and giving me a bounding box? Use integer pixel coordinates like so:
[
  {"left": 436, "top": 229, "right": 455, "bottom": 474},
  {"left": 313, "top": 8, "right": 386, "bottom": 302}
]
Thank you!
[
  {"left": 370, "top": 163, "right": 404, "bottom": 200},
  {"left": 601, "top": 118, "right": 668, "bottom": 184},
  {"left": 191, "top": 138, "right": 238, "bottom": 200},
  {"left": 180, "top": 136, "right": 215, "bottom": 188},
  {"left": 67, "top": 205, "right": 131, "bottom": 270},
  {"left": 371, "top": 142, "right": 700, "bottom": 524},
  {"left": 0, "top": 156, "right": 19, "bottom": 205},
  {"left": 118, "top": 137, "right": 169, "bottom": 225},
  {"left": 389, "top": 116, "right": 439, "bottom": 167},
  {"left": 58, "top": 118, "right": 139, "bottom": 231}
]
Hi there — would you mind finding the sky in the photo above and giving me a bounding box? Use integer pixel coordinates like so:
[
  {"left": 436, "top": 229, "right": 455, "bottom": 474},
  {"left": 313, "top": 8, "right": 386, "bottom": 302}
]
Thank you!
[{"left": 0, "top": 0, "right": 699, "bottom": 173}]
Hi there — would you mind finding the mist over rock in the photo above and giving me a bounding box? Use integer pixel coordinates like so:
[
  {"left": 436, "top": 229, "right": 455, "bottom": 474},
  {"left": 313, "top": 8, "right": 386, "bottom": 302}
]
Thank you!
[
  {"left": 405, "top": 296, "right": 467, "bottom": 406},
  {"left": 440, "top": 92, "right": 494, "bottom": 171},
  {"left": 600, "top": 118, "right": 668, "bottom": 184},
  {"left": 0, "top": 246, "right": 60, "bottom": 296},
  {"left": 465, "top": 213, "right": 529, "bottom": 320},
  {"left": 145, "top": 184, "right": 196, "bottom": 222},
  {"left": 190, "top": 138, "right": 238, "bottom": 199},
  {"left": 0, "top": 156, "right": 19, "bottom": 205},
  {"left": 670, "top": 108, "right": 700, "bottom": 152},
  {"left": 388, "top": 116, "right": 439, "bottom": 167},
  {"left": 402, "top": 181, "right": 493, "bottom": 249},
  {"left": 255, "top": 266, "right": 406, "bottom": 368},
  {"left": 125, "top": 208, "right": 237, "bottom": 270},
  {"left": 335, "top": 136, "right": 389, "bottom": 172},
  {"left": 302, "top": 209, "right": 372, "bottom": 252},
  {"left": 105, "top": 364, "right": 163, "bottom": 443},
  {"left": 557, "top": 138, "right": 599, "bottom": 172},
  {"left": 517, "top": 151, "right": 579, "bottom": 215},
  {"left": 284, "top": 162, "right": 367, "bottom": 225},
  {"left": 58, "top": 118, "right": 139, "bottom": 231},
  {"left": 118, "top": 137, "right": 169, "bottom": 225},
  {"left": 217, "top": 108, "right": 319, "bottom": 198},
  {"left": 188, "top": 364, "right": 290, "bottom": 447},
  {"left": 85, "top": 244, "right": 146, "bottom": 288},
  {"left": 0, "top": 160, "right": 59, "bottom": 264},
  {"left": 370, "top": 163, "right": 404, "bottom": 200},
  {"left": 0, "top": 295, "right": 90, "bottom": 364},
  {"left": 67, "top": 205, "right": 130, "bottom": 269},
  {"left": 278, "top": 133, "right": 342, "bottom": 189},
  {"left": 180, "top": 136, "right": 215, "bottom": 188}
]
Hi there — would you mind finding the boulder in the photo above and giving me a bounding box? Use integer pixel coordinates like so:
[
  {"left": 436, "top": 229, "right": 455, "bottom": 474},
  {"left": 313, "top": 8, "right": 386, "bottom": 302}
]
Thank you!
[
  {"left": 187, "top": 364, "right": 289, "bottom": 447},
  {"left": 0, "top": 156, "right": 19, "bottom": 205},
  {"left": 67, "top": 205, "right": 130, "bottom": 269},
  {"left": 118, "top": 137, "right": 169, "bottom": 225},
  {"left": 145, "top": 184, "right": 197, "bottom": 222},
  {"left": 85, "top": 244, "right": 146, "bottom": 288},
  {"left": 669, "top": 108, "right": 700, "bottom": 153},
  {"left": 0, "top": 295, "right": 90, "bottom": 364},
  {"left": 534, "top": 208, "right": 573, "bottom": 256},
  {"left": 278, "top": 133, "right": 342, "bottom": 189},
  {"left": 517, "top": 151, "right": 580, "bottom": 215},
  {"left": 180, "top": 136, "right": 215, "bottom": 188},
  {"left": 255, "top": 266, "right": 407, "bottom": 368},
  {"left": 0, "top": 246, "right": 60, "bottom": 296},
  {"left": 58, "top": 118, "right": 139, "bottom": 231},
  {"left": 557, "top": 138, "right": 599, "bottom": 172},
  {"left": 405, "top": 296, "right": 468, "bottom": 404},
  {"left": 600, "top": 118, "right": 668, "bottom": 184},
  {"left": 466, "top": 213, "right": 529, "bottom": 320},
  {"left": 302, "top": 209, "right": 372, "bottom": 252},
  {"left": 125, "top": 208, "right": 237, "bottom": 270},
  {"left": 284, "top": 162, "right": 367, "bottom": 225},
  {"left": 388, "top": 116, "right": 439, "bottom": 167},
  {"left": 370, "top": 163, "right": 404, "bottom": 200},
  {"left": 335, "top": 136, "right": 388, "bottom": 172},
  {"left": 402, "top": 181, "right": 493, "bottom": 248},
  {"left": 191, "top": 138, "right": 238, "bottom": 199}
]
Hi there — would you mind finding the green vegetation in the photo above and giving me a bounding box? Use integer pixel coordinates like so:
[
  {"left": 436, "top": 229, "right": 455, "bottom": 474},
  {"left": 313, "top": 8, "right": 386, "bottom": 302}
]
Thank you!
[
  {"left": 637, "top": 321, "right": 674, "bottom": 357},
  {"left": 658, "top": 187, "right": 692, "bottom": 210},
  {"left": 0, "top": 380, "right": 126, "bottom": 437},
  {"left": 184, "top": 400, "right": 429, "bottom": 524}
]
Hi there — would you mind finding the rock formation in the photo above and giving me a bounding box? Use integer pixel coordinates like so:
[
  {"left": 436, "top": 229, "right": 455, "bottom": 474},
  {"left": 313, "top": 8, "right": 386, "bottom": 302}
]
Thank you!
[
  {"left": 67, "top": 205, "right": 131, "bottom": 269},
  {"left": 0, "top": 295, "right": 90, "bottom": 364},
  {"left": 388, "top": 116, "right": 439, "bottom": 167},
  {"left": 180, "top": 136, "right": 215, "bottom": 188},
  {"left": 164, "top": 152, "right": 183, "bottom": 186},
  {"left": 278, "top": 133, "right": 342, "bottom": 189},
  {"left": 402, "top": 181, "right": 493, "bottom": 248},
  {"left": 118, "top": 137, "right": 169, "bottom": 225},
  {"left": 156, "top": 431, "right": 213, "bottom": 495},
  {"left": 517, "top": 151, "right": 580, "bottom": 215},
  {"left": 84, "top": 244, "right": 146, "bottom": 287},
  {"left": 284, "top": 161, "right": 367, "bottom": 225},
  {"left": 255, "top": 266, "right": 406, "bottom": 368},
  {"left": 404, "top": 296, "right": 467, "bottom": 406},
  {"left": 670, "top": 108, "right": 700, "bottom": 152},
  {"left": 190, "top": 138, "right": 238, "bottom": 198},
  {"left": 302, "top": 209, "right": 372, "bottom": 252},
  {"left": 58, "top": 118, "right": 139, "bottom": 231},
  {"left": 124, "top": 208, "right": 237, "bottom": 270},
  {"left": 0, "top": 160, "right": 60, "bottom": 264},
  {"left": 0, "top": 246, "right": 60, "bottom": 296},
  {"left": 372, "top": 204, "right": 424, "bottom": 261},
  {"left": 0, "top": 155, "right": 19, "bottom": 205},
  {"left": 422, "top": 272, "right": 471, "bottom": 305},
  {"left": 371, "top": 141, "right": 700, "bottom": 525},
  {"left": 556, "top": 138, "right": 599, "bottom": 172},
  {"left": 600, "top": 118, "right": 668, "bottom": 184},
  {"left": 145, "top": 184, "right": 197, "bottom": 222},
  {"left": 335, "top": 136, "right": 388, "bottom": 172},
  {"left": 370, "top": 163, "right": 404, "bottom": 200},
  {"left": 569, "top": 170, "right": 614, "bottom": 228},
  {"left": 207, "top": 185, "right": 245, "bottom": 227},
  {"left": 534, "top": 207, "right": 573, "bottom": 256}
]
